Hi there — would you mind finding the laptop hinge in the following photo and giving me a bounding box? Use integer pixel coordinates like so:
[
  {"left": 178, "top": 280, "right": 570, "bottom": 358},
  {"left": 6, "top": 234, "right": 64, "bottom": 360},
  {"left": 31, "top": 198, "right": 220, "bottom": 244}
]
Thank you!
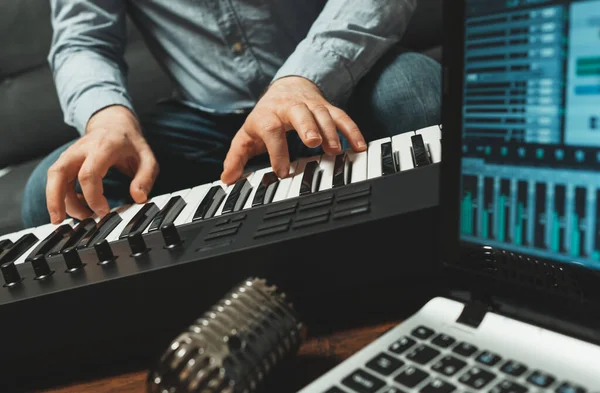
[{"left": 456, "top": 293, "right": 494, "bottom": 328}]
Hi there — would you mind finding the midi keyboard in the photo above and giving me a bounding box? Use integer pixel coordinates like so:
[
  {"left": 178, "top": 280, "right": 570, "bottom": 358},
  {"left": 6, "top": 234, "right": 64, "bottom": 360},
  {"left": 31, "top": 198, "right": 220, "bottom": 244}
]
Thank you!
[{"left": 0, "top": 126, "right": 442, "bottom": 385}]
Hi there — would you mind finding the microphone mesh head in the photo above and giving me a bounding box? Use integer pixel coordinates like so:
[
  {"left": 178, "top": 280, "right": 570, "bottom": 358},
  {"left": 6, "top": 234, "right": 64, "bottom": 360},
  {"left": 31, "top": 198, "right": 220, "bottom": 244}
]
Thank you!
[{"left": 147, "top": 278, "right": 305, "bottom": 393}]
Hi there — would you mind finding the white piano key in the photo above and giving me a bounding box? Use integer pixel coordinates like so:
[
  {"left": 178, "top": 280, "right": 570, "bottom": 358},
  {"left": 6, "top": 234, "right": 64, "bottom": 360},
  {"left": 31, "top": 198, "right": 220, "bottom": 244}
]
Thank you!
[
  {"left": 103, "top": 196, "right": 164, "bottom": 243},
  {"left": 101, "top": 203, "right": 138, "bottom": 242},
  {"left": 243, "top": 167, "right": 274, "bottom": 210},
  {"left": 272, "top": 161, "right": 299, "bottom": 203},
  {"left": 416, "top": 125, "right": 442, "bottom": 163},
  {"left": 367, "top": 137, "right": 391, "bottom": 179},
  {"left": 173, "top": 183, "right": 214, "bottom": 226},
  {"left": 214, "top": 173, "right": 254, "bottom": 217},
  {"left": 170, "top": 189, "right": 191, "bottom": 199},
  {"left": 347, "top": 150, "right": 368, "bottom": 183},
  {"left": 318, "top": 154, "right": 336, "bottom": 191},
  {"left": 286, "top": 156, "right": 321, "bottom": 199},
  {"left": 182, "top": 180, "right": 227, "bottom": 222},
  {"left": 0, "top": 229, "right": 24, "bottom": 243},
  {"left": 14, "top": 219, "right": 74, "bottom": 265},
  {"left": 392, "top": 131, "right": 416, "bottom": 172},
  {"left": 141, "top": 194, "right": 173, "bottom": 234}
]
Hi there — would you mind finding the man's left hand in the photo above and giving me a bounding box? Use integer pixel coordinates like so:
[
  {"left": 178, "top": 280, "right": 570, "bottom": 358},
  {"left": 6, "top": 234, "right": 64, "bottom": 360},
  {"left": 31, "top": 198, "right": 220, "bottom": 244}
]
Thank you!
[{"left": 221, "top": 76, "right": 367, "bottom": 185}]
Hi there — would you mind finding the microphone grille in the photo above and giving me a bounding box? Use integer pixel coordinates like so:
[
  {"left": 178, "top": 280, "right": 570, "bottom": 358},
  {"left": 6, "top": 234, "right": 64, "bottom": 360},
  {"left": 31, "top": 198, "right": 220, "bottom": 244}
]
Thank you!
[{"left": 147, "top": 278, "right": 306, "bottom": 393}]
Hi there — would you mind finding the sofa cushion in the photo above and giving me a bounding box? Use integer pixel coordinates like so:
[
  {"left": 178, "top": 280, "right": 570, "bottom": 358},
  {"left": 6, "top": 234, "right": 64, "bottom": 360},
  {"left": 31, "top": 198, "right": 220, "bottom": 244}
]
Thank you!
[
  {"left": 0, "top": 0, "right": 173, "bottom": 168},
  {"left": 0, "top": 160, "right": 41, "bottom": 237}
]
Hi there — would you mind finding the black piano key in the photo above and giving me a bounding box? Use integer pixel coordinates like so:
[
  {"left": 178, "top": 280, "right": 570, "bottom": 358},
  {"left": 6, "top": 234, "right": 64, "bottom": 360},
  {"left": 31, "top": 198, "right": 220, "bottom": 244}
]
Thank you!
[
  {"left": 381, "top": 142, "right": 396, "bottom": 175},
  {"left": 119, "top": 203, "right": 159, "bottom": 239},
  {"left": 411, "top": 134, "right": 432, "bottom": 167},
  {"left": 252, "top": 172, "right": 279, "bottom": 207},
  {"left": 300, "top": 161, "right": 320, "bottom": 195},
  {"left": 0, "top": 240, "right": 13, "bottom": 253},
  {"left": 24, "top": 224, "right": 74, "bottom": 262},
  {"left": 222, "top": 178, "right": 252, "bottom": 214},
  {"left": 77, "top": 212, "right": 122, "bottom": 249},
  {"left": 332, "top": 153, "right": 347, "bottom": 188},
  {"left": 0, "top": 234, "right": 39, "bottom": 265},
  {"left": 55, "top": 218, "right": 96, "bottom": 255},
  {"left": 148, "top": 196, "right": 187, "bottom": 232},
  {"left": 193, "top": 185, "right": 226, "bottom": 221}
]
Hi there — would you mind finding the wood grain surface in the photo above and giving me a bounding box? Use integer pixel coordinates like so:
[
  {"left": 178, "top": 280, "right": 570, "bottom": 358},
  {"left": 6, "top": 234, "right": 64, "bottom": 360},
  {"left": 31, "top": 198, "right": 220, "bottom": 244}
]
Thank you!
[{"left": 35, "top": 321, "right": 399, "bottom": 393}]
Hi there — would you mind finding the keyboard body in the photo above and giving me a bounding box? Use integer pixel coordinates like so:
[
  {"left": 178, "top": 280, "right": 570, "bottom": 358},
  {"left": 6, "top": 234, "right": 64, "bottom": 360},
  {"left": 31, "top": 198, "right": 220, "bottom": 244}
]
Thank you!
[
  {"left": 0, "top": 129, "right": 443, "bottom": 384},
  {"left": 298, "top": 296, "right": 600, "bottom": 393}
]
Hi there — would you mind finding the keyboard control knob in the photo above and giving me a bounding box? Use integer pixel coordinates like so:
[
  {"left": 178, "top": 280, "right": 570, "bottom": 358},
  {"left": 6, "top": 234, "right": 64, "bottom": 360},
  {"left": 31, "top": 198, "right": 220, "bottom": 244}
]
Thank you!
[
  {"left": 31, "top": 254, "right": 54, "bottom": 280},
  {"left": 128, "top": 232, "right": 149, "bottom": 257},
  {"left": 161, "top": 223, "right": 183, "bottom": 249},
  {"left": 1, "top": 262, "right": 23, "bottom": 287},
  {"left": 63, "top": 246, "right": 85, "bottom": 272},
  {"left": 94, "top": 240, "right": 116, "bottom": 265}
]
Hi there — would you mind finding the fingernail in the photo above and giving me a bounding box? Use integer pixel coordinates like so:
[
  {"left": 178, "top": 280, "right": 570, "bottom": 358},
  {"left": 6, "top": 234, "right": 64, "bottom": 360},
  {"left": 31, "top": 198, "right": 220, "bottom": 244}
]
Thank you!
[
  {"left": 329, "top": 142, "right": 339, "bottom": 150},
  {"left": 306, "top": 131, "right": 319, "bottom": 140},
  {"left": 357, "top": 140, "right": 366, "bottom": 148},
  {"left": 276, "top": 168, "right": 289, "bottom": 178}
]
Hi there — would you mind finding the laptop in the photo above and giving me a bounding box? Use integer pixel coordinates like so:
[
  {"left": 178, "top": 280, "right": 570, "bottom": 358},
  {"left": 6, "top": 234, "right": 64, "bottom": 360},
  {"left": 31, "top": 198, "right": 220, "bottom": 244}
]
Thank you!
[{"left": 297, "top": 0, "right": 600, "bottom": 392}]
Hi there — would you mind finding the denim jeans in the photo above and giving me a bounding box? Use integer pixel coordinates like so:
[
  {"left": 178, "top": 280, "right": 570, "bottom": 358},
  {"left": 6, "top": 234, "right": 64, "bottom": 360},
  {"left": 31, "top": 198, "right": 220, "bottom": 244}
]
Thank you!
[{"left": 21, "top": 48, "right": 441, "bottom": 227}]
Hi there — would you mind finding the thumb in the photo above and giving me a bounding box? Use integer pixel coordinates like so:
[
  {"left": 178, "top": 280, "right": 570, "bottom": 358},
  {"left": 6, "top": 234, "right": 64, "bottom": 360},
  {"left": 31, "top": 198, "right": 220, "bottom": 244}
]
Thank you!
[{"left": 130, "top": 148, "right": 158, "bottom": 204}]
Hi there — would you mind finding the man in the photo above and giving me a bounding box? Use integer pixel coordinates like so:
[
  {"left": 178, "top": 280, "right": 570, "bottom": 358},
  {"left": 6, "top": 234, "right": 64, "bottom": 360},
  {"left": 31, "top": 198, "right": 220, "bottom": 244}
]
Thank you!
[{"left": 22, "top": 0, "right": 441, "bottom": 227}]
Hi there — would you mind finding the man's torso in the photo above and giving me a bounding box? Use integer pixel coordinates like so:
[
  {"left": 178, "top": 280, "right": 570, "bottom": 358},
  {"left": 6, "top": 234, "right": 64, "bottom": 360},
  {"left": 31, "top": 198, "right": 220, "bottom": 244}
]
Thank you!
[{"left": 126, "top": 0, "right": 327, "bottom": 113}]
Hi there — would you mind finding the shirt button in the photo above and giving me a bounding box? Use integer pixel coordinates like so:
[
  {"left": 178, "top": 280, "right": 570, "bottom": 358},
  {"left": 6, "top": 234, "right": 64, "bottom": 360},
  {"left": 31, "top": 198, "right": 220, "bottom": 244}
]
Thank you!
[{"left": 233, "top": 41, "right": 244, "bottom": 54}]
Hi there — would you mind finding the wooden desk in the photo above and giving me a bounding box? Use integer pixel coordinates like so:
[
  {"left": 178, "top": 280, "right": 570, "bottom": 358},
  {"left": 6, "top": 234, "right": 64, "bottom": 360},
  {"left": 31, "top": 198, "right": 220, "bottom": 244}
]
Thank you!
[{"left": 37, "top": 321, "right": 400, "bottom": 393}]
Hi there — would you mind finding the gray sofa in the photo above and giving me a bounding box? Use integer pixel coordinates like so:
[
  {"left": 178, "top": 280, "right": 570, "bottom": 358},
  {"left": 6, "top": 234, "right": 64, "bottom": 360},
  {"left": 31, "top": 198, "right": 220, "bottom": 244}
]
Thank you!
[{"left": 0, "top": 0, "right": 442, "bottom": 237}]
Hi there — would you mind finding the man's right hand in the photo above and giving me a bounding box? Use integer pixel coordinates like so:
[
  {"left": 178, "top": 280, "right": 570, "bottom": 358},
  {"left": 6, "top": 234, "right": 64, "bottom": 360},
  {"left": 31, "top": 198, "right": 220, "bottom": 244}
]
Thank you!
[{"left": 46, "top": 106, "right": 159, "bottom": 225}]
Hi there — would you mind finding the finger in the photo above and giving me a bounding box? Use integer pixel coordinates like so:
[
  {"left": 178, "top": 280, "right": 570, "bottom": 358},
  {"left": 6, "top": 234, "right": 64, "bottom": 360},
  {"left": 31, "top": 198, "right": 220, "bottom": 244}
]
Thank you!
[
  {"left": 130, "top": 146, "right": 158, "bottom": 203},
  {"left": 222, "top": 129, "right": 256, "bottom": 185},
  {"left": 254, "top": 113, "right": 290, "bottom": 179},
  {"left": 46, "top": 151, "right": 85, "bottom": 224},
  {"left": 286, "top": 103, "right": 322, "bottom": 148},
  {"left": 78, "top": 151, "right": 113, "bottom": 218},
  {"left": 65, "top": 186, "right": 92, "bottom": 220},
  {"left": 311, "top": 104, "right": 341, "bottom": 155},
  {"left": 328, "top": 106, "right": 366, "bottom": 152}
]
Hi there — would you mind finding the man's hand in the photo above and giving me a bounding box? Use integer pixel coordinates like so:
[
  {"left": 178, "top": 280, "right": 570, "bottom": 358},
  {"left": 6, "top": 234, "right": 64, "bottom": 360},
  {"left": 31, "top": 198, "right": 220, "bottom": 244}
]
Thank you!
[
  {"left": 46, "top": 106, "right": 159, "bottom": 224},
  {"left": 221, "top": 76, "right": 367, "bottom": 184}
]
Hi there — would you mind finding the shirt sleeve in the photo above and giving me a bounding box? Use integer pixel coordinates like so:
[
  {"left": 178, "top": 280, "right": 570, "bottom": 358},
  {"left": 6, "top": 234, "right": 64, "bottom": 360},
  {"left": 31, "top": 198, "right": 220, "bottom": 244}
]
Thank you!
[
  {"left": 272, "top": 0, "right": 417, "bottom": 106},
  {"left": 48, "top": 0, "right": 134, "bottom": 135}
]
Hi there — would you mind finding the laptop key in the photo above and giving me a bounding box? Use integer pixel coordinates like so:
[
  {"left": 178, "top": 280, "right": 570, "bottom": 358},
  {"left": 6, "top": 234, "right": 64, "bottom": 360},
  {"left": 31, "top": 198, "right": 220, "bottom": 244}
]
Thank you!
[
  {"left": 458, "top": 367, "right": 496, "bottom": 389},
  {"left": 380, "top": 387, "right": 406, "bottom": 393},
  {"left": 341, "top": 369, "right": 385, "bottom": 393},
  {"left": 475, "top": 351, "right": 502, "bottom": 366},
  {"left": 365, "top": 353, "right": 404, "bottom": 376},
  {"left": 432, "top": 355, "right": 467, "bottom": 376},
  {"left": 431, "top": 334, "right": 456, "bottom": 348},
  {"left": 394, "top": 366, "right": 429, "bottom": 388},
  {"left": 389, "top": 337, "right": 416, "bottom": 354},
  {"left": 419, "top": 378, "right": 455, "bottom": 393},
  {"left": 489, "top": 380, "right": 527, "bottom": 393},
  {"left": 527, "top": 370, "right": 555, "bottom": 387},
  {"left": 323, "top": 387, "right": 345, "bottom": 393},
  {"left": 500, "top": 360, "right": 527, "bottom": 377},
  {"left": 556, "top": 382, "right": 587, "bottom": 393},
  {"left": 452, "top": 342, "right": 478, "bottom": 357},
  {"left": 406, "top": 344, "right": 440, "bottom": 365},
  {"left": 411, "top": 326, "right": 435, "bottom": 339}
]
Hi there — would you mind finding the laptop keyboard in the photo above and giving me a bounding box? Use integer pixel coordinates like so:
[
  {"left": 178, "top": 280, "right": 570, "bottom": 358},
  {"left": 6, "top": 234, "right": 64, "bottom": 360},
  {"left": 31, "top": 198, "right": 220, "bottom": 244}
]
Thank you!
[{"left": 323, "top": 325, "right": 588, "bottom": 393}]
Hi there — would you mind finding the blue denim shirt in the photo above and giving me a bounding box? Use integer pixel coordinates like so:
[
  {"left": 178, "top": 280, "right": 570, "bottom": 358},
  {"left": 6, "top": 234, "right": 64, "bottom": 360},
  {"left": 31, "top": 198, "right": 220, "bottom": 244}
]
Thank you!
[{"left": 48, "top": 0, "right": 416, "bottom": 135}]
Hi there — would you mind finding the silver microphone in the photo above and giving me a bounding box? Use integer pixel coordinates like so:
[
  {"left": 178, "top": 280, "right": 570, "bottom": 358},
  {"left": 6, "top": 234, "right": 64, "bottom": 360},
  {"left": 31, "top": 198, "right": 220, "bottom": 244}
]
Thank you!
[{"left": 147, "top": 278, "right": 306, "bottom": 393}]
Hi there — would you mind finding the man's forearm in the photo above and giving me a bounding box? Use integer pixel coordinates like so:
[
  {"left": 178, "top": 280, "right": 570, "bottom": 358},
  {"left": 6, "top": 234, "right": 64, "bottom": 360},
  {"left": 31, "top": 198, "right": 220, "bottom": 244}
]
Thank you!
[
  {"left": 49, "top": 0, "right": 134, "bottom": 135},
  {"left": 272, "top": 0, "right": 417, "bottom": 106}
]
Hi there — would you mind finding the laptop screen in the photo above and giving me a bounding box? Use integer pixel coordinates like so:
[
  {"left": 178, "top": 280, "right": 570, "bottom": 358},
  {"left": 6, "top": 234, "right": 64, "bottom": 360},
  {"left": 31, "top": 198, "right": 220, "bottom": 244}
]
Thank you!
[{"left": 459, "top": 0, "right": 600, "bottom": 270}]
